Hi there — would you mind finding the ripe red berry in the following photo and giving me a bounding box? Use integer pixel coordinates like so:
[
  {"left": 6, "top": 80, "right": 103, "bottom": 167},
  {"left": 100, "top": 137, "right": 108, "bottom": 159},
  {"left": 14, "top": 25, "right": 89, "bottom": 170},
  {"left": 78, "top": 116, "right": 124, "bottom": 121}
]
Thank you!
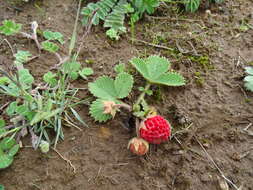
[
  {"left": 139, "top": 115, "right": 171, "bottom": 144},
  {"left": 128, "top": 137, "right": 149, "bottom": 155}
]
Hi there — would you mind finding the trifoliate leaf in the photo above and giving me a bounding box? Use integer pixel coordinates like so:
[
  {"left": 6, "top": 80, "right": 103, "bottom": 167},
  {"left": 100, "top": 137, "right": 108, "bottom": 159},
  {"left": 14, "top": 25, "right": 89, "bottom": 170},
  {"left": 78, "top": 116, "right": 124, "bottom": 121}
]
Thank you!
[
  {"left": 89, "top": 99, "right": 112, "bottom": 122},
  {"left": 18, "top": 69, "right": 34, "bottom": 89},
  {"left": 0, "top": 20, "right": 22, "bottom": 36},
  {"left": 14, "top": 50, "right": 32, "bottom": 64},
  {"left": 79, "top": 68, "right": 94, "bottom": 79},
  {"left": 131, "top": 55, "right": 185, "bottom": 86},
  {"left": 43, "top": 71, "right": 58, "bottom": 86},
  {"left": 114, "top": 63, "right": 126, "bottom": 73},
  {"left": 41, "top": 41, "right": 59, "bottom": 53},
  {"left": 43, "top": 30, "right": 64, "bottom": 44},
  {"left": 88, "top": 76, "right": 118, "bottom": 100},
  {"left": 114, "top": 72, "right": 133, "bottom": 99},
  {"left": 61, "top": 61, "right": 81, "bottom": 73}
]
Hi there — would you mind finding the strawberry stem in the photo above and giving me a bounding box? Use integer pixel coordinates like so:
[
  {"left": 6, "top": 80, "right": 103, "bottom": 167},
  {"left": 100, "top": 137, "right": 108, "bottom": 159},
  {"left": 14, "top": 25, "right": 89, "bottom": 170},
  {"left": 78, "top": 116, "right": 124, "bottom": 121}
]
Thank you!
[{"left": 135, "top": 83, "right": 151, "bottom": 106}]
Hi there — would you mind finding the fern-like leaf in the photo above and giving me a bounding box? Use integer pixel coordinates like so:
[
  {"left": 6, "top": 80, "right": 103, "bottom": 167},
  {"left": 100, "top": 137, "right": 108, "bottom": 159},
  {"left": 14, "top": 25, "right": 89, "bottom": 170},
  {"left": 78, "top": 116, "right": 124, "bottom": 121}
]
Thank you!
[
  {"left": 114, "top": 72, "right": 134, "bottom": 98},
  {"left": 104, "top": 0, "right": 128, "bottom": 31},
  {"left": 81, "top": 0, "right": 117, "bottom": 26},
  {"left": 89, "top": 99, "right": 112, "bottom": 122},
  {"left": 88, "top": 76, "right": 117, "bottom": 100}
]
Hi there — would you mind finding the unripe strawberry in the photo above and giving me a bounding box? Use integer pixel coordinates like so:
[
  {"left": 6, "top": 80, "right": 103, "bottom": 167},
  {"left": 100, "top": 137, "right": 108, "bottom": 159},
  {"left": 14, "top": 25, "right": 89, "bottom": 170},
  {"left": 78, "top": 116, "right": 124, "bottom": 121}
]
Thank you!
[
  {"left": 139, "top": 115, "right": 171, "bottom": 144},
  {"left": 128, "top": 137, "right": 149, "bottom": 155}
]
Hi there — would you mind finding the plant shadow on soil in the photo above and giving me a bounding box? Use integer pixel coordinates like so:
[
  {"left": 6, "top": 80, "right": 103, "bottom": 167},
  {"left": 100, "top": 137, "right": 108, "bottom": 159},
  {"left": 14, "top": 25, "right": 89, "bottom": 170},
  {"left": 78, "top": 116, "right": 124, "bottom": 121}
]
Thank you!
[{"left": 0, "top": 0, "right": 253, "bottom": 189}]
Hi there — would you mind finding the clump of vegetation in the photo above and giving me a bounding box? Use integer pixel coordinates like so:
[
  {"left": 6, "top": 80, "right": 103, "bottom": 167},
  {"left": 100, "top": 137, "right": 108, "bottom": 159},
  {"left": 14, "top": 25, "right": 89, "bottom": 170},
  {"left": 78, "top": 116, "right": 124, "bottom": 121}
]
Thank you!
[
  {"left": 0, "top": 7, "right": 93, "bottom": 168},
  {"left": 81, "top": 0, "right": 159, "bottom": 40},
  {"left": 244, "top": 67, "right": 253, "bottom": 92}
]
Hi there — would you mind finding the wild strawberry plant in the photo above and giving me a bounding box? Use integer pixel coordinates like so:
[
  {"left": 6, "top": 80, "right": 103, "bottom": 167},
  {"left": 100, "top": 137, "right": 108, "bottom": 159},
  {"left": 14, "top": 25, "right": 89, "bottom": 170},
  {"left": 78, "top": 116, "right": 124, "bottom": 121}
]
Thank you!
[{"left": 88, "top": 55, "right": 185, "bottom": 155}]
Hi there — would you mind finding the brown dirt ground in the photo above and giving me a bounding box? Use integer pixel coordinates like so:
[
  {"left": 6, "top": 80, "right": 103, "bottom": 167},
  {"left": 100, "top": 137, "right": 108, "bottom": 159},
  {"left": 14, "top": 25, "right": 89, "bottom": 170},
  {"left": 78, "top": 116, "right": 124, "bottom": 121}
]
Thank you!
[{"left": 0, "top": 0, "right": 253, "bottom": 189}]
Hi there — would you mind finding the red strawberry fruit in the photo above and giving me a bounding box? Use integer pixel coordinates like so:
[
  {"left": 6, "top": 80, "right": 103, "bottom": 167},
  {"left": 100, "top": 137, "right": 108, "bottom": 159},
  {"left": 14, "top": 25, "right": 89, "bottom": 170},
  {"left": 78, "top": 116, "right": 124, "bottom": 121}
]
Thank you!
[{"left": 139, "top": 115, "right": 171, "bottom": 144}]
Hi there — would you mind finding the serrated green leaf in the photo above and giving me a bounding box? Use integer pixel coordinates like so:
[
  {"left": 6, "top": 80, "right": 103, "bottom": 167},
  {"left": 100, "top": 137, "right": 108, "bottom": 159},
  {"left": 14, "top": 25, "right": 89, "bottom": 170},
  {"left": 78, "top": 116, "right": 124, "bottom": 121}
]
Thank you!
[
  {"left": 79, "top": 68, "right": 94, "bottom": 79},
  {"left": 61, "top": 61, "right": 81, "bottom": 73},
  {"left": 0, "top": 154, "right": 13, "bottom": 169},
  {"left": 69, "top": 72, "right": 79, "bottom": 80},
  {"left": 114, "top": 72, "right": 133, "bottom": 99},
  {"left": 131, "top": 55, "right": 185, "bottom": 87},
  {"left": 43, "top": 71, "right": 58, "bottom": 86},
  {"left": 244, "top": 82, "right": 253, "bottom": 92},
  {"left": 245, "top": 67, "right": 253, "bottom": 75},
  {"left": 43, "top": 30, "right": 64, "bottom": 44},
  {"left": 0, "top": 137, "right": 16, "bottom": 150},
  {"left": 88, "top": 76, "right": 117, "bottom": 100},
  {"left": 8, "top": 144, "right": 19, "bottom": 157},
  {"left": 154, "top": 72, "right": 185, "bottom": 86},
  {"left": 146, "top": 55, "right": 170, "bottom": 79},
  {"left": 14, "top": 50, "right": 32, "bottom": 64},
  {"left": 41, "top": 41, "right": 59, "bottom": 53},
  {"left": 244, "top": 76, "right": 253, "bottom": 82},
  {"left": 89, "top": 99, "right": 112, "bottom": 122},
  {"left": 6, "top": 101, "right": 18, "bottom": 116},
  {"left": 16, "top": 104, "right": 30, "bottom": 116},
  {"left": 0, "top": 20, "right": 22, "bottom": 36},
  {"left": 130, "top": 57, "right": 149, "bottom": 78},
  {"left": 114, "top": 63, "right": 126, "bottom": 73},
  {"left": 18, "top": 69, "right": 34, "bottom": 88}
]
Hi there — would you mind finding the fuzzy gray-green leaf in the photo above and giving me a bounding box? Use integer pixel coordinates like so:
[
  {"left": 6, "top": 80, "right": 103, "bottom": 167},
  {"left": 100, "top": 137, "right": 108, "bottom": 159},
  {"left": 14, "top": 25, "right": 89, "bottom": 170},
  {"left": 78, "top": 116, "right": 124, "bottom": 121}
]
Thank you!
[
  {"left": 154, "top": 72, "right": 185, "bottom": 86},
  {"left": 146, "top": 55, "right": 170, "bottom": 80},
  {"left": 89, "top": 99, "right": 112, "bottom": 122},
  {"left": 114, "top": 72, "right": 133, "bottom": 99},
  {"left": 88, "top": 76, "right": 117, "bottom": 100}
]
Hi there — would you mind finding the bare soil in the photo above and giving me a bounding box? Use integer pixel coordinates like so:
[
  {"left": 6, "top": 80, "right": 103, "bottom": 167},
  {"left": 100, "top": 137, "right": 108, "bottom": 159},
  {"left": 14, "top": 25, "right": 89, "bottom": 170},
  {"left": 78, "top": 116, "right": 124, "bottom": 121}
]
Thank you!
[{"left": 0, "top": 0, "right": 253, "bottom": 189}]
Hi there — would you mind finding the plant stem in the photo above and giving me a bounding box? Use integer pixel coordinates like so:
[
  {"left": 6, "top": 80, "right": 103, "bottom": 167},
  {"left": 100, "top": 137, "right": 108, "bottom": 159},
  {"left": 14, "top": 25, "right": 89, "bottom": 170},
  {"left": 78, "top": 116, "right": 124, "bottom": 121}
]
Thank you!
[{"left": 135, "top": 83, "right": 151, "bottom": 106}]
